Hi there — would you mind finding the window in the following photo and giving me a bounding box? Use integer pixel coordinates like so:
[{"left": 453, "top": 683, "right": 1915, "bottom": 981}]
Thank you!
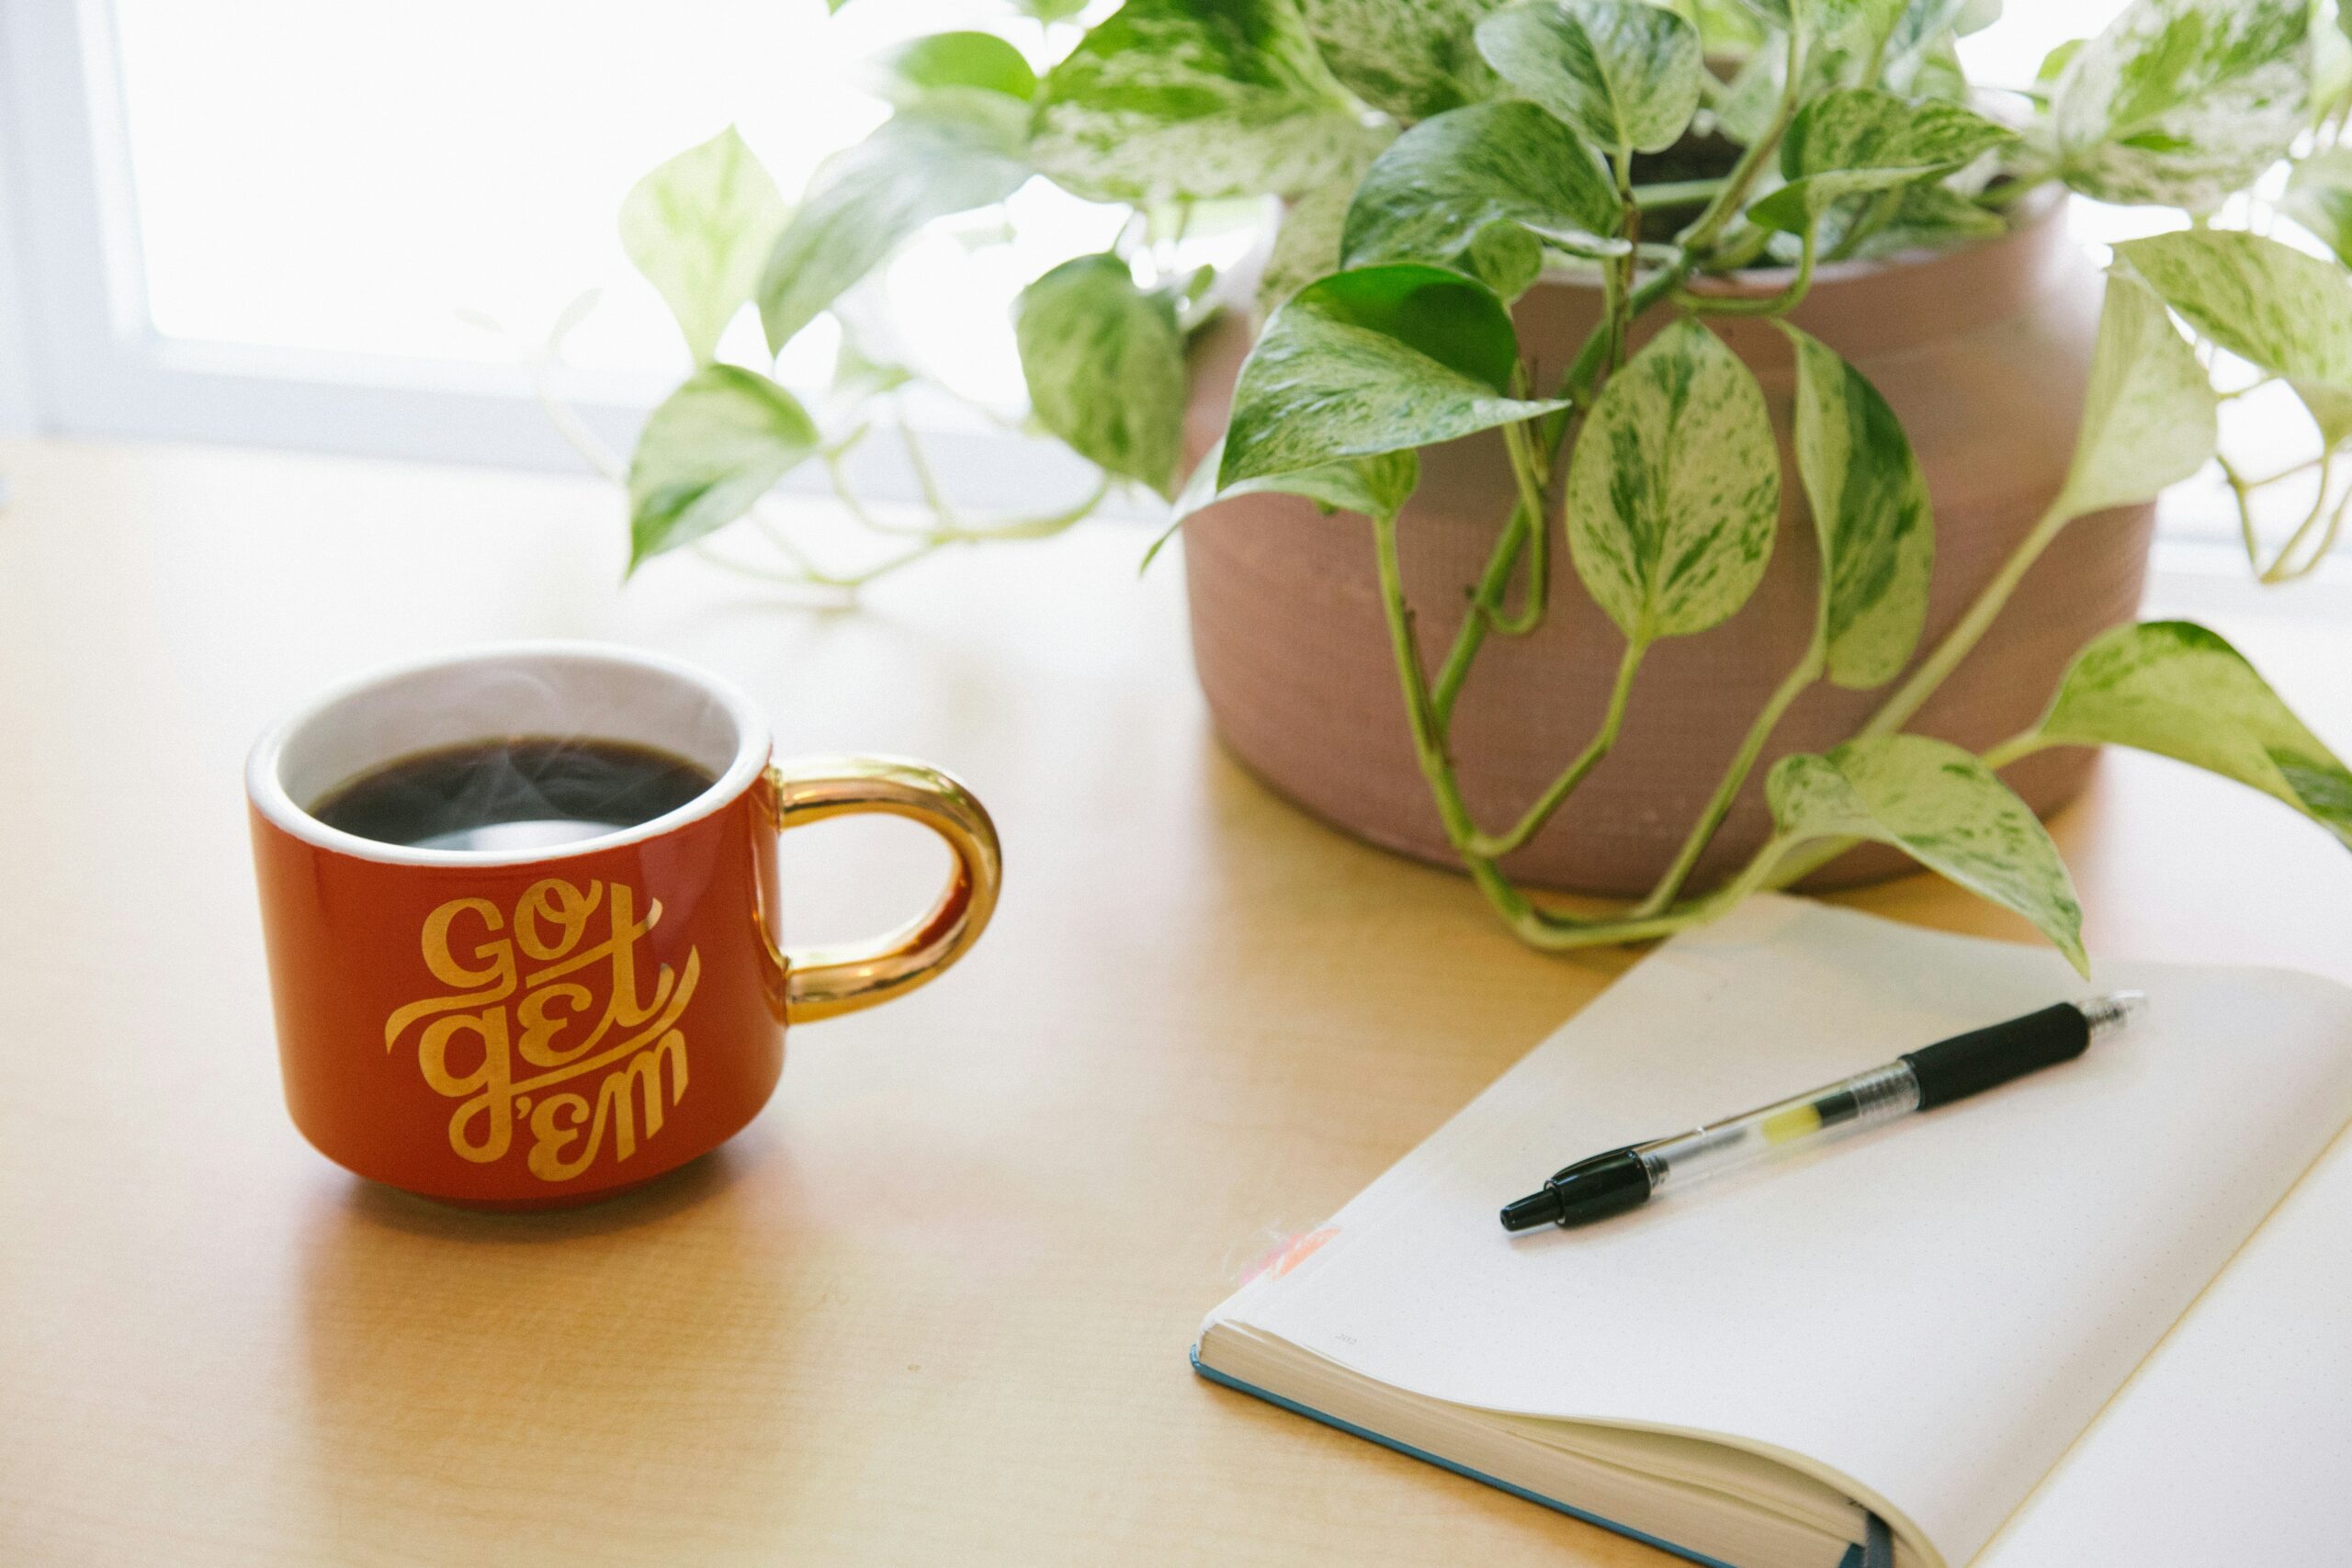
[
  {"left": 0, "top": 0, "right": 2342, "bottom": 591},
  {"left": 0, "top": 0, "right": 1135, "bottom": 503}
]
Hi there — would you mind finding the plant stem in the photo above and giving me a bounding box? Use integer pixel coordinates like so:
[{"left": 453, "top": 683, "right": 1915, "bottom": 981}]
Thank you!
[
  {"left": 1861, "top": 493, "right": 2075, "bottom": 740},
  {"left": 1371, "top": 509, "right": 1536, "bottom": 921},
  {"left": 1677, "top": 29, "right": 1804, "bottom": 259},
  {"left": 1468, "top": 637, "right": 1647, "bottom": 859},
  {"left": 895, "top": 405, "right": 962, "bottom": 531},
  {"left": 1379, "top": 500, "right": 1788, "bottom": 952},
  {"left": 1432, "top": 505, "right": 1535, "bottom": 728},
  {"left": 1678, "top": 225, "right": 1817, "bottom": 316},
  {"left": 1609, "top": 146, "right": 1642, "bottom": 373},
  {"left": 2257, "top": 447, "right": 2343, "bottom": 582},
  {"left": 1825, "top": 186, "right": 1903, "bottom": 263},
  {"left": 1635, "top": 639, "right": 1825, "bottom": 917},
  {"left": 1502, "top": 835, "right": 1792, "bottom": 952},
  {"left": 1977, "top": 730, "right": 2045, "bottom": 771},
  {"left": 1492, "top": 407, "right": 1554, "bottom": 636},
  {"left": 1636, "top": 177, "right": 1727, "bottom": 209},
  {"left": 1733, "top": 540, "right": 2089, "bottom": 900},
  {"left": 2219, "top": 453, "right": 2268, "bottom": 573}
]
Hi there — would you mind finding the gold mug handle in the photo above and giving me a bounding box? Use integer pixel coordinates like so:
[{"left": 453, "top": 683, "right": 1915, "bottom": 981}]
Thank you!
[{"left": 763, "top": 757, "right": 1002, "bottom": 1024}]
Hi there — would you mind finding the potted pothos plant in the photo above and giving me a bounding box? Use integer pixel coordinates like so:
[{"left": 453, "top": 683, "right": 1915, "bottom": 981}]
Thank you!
[{"left": 607, "top": 0, "right": 2352, "bottom": 973}]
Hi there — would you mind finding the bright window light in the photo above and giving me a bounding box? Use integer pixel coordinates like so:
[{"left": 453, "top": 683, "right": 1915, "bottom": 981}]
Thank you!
[
  {"left": 105, "top": 0, "right": 2127, "bottom": 405},
  {"left": 106, "top": 0, "right": 1140, "bottom": 409}
]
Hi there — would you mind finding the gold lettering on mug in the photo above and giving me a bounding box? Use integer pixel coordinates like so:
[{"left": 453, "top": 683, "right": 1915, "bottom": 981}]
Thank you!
[{"left": 386, "top": 878, "right": 700, "bottom": 1180}]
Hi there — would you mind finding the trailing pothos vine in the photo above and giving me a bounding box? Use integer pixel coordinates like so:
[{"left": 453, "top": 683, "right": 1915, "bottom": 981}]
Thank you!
[{"left": 602, "top": 0, "right": 2352, "bottom": 966}]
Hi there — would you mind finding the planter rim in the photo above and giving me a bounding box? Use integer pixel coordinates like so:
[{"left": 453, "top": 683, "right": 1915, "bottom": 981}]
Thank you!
[{"left": 1532, "top": 185, "right": 2066, "bottom": 299}]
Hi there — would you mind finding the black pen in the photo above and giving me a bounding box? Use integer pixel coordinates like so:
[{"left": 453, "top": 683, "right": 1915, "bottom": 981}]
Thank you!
[{"left": 1500, "top": 993, "right": 2149, "bottom": 1233}]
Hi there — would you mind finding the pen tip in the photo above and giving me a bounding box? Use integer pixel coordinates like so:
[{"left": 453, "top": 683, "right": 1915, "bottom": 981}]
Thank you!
[{"left": 1499, "top": 1191, "right": 1561, "bottom": 1233}]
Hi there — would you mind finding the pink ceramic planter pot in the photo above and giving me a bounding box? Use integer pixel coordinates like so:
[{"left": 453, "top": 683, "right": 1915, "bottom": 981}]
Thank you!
[{"left": 1179, "top": 197, "right": 2152, "bottom": 896}]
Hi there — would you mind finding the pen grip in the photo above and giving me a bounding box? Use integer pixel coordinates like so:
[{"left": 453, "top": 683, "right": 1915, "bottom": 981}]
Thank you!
[{"left": 1900, "top": 1002, "right": 2089, "bottom": 1110}]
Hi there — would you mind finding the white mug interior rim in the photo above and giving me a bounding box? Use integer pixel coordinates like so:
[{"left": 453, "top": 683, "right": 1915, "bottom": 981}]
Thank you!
[{"left": 245, "top": 641, "right": 771, "bottom": 867}]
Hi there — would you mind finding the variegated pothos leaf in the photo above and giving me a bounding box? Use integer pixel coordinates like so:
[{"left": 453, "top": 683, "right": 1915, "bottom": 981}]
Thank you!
[
  {"left": 1014, "top": 254, "right": 1188, "bottom": 497},
  {"left": 618, "top": 127, "right": 789, "bottom": 367},
  {"left": 1029, "top": 0, "right": 1367, "bottom": 204},
  {"left": 1837, "top": 184, "right": 2005, "bottom": 257},
  {"left": 1292, "top": 0, "right": 1510, "bottom": 118},
  {"left": 1257, "top": 124, "right": 1395, "bottom": 318},
  {"left": 1219, "top": 265, "right": 1566, "bottom": 488},
  {"left": 2054, "top": 267, "right": 2218, "bottom": 516},
  {"left": 757, "top": 109, "right": 1028, "bottom": 354},
  {"left": 1747, "top": 88, "right": 2016, "bottom": 231},
  {"left": 2282, "top": 148, "right": 2352, "bottom": 268},
  {"left": 1340, "top": 101, "right": 1622, "bottom": 287},
  {"left": 627, "top": 366, "right": 820, "bottom": 570},
  {"left": 1780, "top": 326, "right": 1932, "bottom": 689},
  {"left": 1564, "top": 319, "right": 1781, "bottom": 643},
  {"left": 2051, "top": 0, "right": 2308, "bottom": 211},
  {"left": 2032, "top": 620, "right": 2352, "bottom": 849},
  {"left": 1768, "top": 736, "right": 2089, "bottom": 974},
  {"left": 2114, "top": 230, "right": 2352, "bottom": 391},
  {"left": 871, "top": 31, "right": 1037, "bottom": 105},
  {"left": 1473, "top": 0, "right": 1704, "bottom": 156},
  {"left": 1177, "top": 434, "right": 1421, "bottom": 524}
]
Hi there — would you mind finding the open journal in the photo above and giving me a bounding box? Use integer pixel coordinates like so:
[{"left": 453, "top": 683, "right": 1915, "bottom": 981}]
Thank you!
[{"left": 1193, "top": 897, "right": 2352, "bottom": 1568}]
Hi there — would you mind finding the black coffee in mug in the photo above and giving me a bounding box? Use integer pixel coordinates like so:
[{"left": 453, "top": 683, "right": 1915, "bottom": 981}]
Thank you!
[{"left": 311, "top": 737, "right": 717, "bottom": 852}]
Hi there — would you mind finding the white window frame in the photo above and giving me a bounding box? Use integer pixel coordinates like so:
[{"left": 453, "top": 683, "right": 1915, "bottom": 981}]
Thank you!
[
  {"left": 0, "top": 0, "right": 659, "bottom": 468},
  {"left": 0, "top": 0, "right": 1097, "bottom": 514}
]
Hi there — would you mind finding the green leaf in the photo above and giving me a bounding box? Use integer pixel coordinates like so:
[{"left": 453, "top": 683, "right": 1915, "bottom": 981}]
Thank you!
[
  {"left": 2031, "top": 621, "right": 2352, "bottom": 849},
  {"left": 1014, "top": 0, "right": 1091, "bottom": 17},
  {"left": 1474, "top": 0, "right": 1704, "bottom": 156},
  {"left": 626, "top": 367, "right": 820, "bottom": 570},
  {"left": 1564, "top": 319, "right": 1780, "bottom": 643},
  {"left": 871, "top": 31, "right": 1037, "bottom": 105},
  {"left": 1218, "top": 265, "right": 1566, "bottom": 488},
  {"left": 1875, "top": 0, "right": 1970, "bottom": 73},
  {"left": 1463, "top": 225, "right": 1545, "bottom": 301},
  {"left": 617, "top": 127, "right": 788, "bottom": 367},
  {"left": 1260, "top": 183, "right": 1356, "bottom": 319},
  {"left": 831, "top": 333, "right": 912, "bottom": 402},
  {"left": 1768, "top": 737, "right": 2088, "bottom": 974},
  {"left": 1029, "top": 0, "right": 1366, "bottom": 205},
  {"left": 2036, "top": 37, "right": 2086, "bottom": 85},
  {"left": 1780, "top": 325, "right": 1932, "bottom": 689},
  {"left": 1713, "top": 36, "right": 1789, "bottom": 144},
  {"left": 2113, "top": 230, "right": 2352, "bottom": 418},
  {"left": 2054, "top": 267, "right": 2218, "bottom": 515},
  {"left": 1839, "top": 183, "right": 2006, "bottom": 256},
  {"left": 1800, "top": 0, "right": 1958, "bottom": 85},
  {"left": 1014, "top": 254, "right": 1188, "bottom": 497},
  {"left": 1256, "top": 127, "right": 1393, "bottom": 317},
  {"left": 2050, "top": 0, "right": 2308, "bottom": 211},
  {"left": 1748, "top": 89, "right": 2017, "bottom": 231},
  {"left": 1790, "top": 0, "right": 1891, "bottom": 35},
  {"left": 2283, "top": 148, "right": 2352, "bottom": 267},
  {"left": 1152, "top": 436, "right": 1418, "bottom": 572},
  {"left": 1693, "top": 0, "right": 1767, "bottom": 51},
  {"left": 1178, "top": 434, "right": 1421, "bottom": 519},
  {"left": 1340, "top": 100, "right": 1622, "bottom": 290},
  {"left": 1292, "top": 0, "right": 1510, "bottom": 118},
  {"left": 757, "top": 111, "right": 1028, "bottom": 355}
]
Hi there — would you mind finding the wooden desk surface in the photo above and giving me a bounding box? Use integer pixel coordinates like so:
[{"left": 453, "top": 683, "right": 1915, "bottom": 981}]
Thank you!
[{"left": 2, "top": 437, "right": 2348, "bottom": 1568}]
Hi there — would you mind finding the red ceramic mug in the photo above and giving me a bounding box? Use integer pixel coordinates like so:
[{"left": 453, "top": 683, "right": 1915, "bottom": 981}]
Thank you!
[{"left": 247, "top": 643, "right": 1001, "bottom": 1208}]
